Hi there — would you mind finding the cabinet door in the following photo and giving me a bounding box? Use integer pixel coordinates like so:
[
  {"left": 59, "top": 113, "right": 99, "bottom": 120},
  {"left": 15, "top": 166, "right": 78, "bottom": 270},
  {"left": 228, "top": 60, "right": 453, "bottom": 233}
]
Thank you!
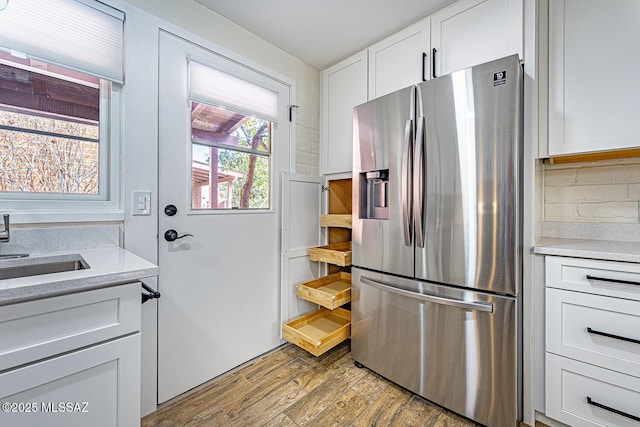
[
  {"left": 280, "top": 172, "right": 326, "bottom": 325},
  {"left": 368, "top": 18, "right": 431, "bottom": 99},
  {"left": 430, "top": 0, "right": 522, "bottom": 77},
  {"left": 0, "top": 334, "right": 140, "bottom": 427},
  {"left": 320, "top": 51, "right": 368, "bottom": 175},
  {"left": 548, "top": 0, "right": 640, "bottom": 156}
]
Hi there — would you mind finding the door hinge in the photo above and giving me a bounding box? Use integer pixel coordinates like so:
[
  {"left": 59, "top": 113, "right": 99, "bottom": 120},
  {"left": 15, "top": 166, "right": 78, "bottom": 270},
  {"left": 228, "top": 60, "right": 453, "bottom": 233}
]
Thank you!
[
  {"left": 321, "top": 185, "right": 330, "bottom": 192},
  {"left": 289, "top": 105, "right": 299, "bottom": 122}
]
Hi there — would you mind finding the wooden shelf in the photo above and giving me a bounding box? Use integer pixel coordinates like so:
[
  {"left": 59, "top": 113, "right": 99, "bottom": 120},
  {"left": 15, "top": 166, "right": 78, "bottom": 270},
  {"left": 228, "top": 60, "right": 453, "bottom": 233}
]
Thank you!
[
  {"left": 309, "top": 242, "right": 352, "bottom": 266},
  {"left": 281, "top": 307, "right": 351, "bottom": 357},
  {"left": 297, "top": 272, "right": 351, "bottom": 310},
  {"left": 320, "top": 214, "right": 352, "bottom": 229}
]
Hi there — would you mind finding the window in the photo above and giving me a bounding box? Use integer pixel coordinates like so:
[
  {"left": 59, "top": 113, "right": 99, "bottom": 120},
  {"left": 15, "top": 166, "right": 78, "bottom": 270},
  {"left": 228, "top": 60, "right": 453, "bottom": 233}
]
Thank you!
[
  {"left": 0, "top": 0, "right": 124, "bottom": 221},
  {"left": 191, "top": 102, "right": 272, "bottom": 209},
  {"left": 188, "top": 60, "right": 278, "bottom": 211},
  {"left": 0, "top": 56, "right": 101, "bottom": 194}
]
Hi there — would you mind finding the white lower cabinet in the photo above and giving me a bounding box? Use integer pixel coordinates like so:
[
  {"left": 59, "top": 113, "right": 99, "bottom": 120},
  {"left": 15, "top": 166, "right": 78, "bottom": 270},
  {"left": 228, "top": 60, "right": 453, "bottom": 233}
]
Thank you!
[
  {"left": 0, "top": 334, "right": 140, "bottom": 427},
  {"left": 0, "top": 283, "right": 141, "bottom": 427},
  {"left": 545, "top": 256, "right": 640, "bottom": 427},
  {"left": 546, "top": 354, "right": 640, "bottom": 427}
]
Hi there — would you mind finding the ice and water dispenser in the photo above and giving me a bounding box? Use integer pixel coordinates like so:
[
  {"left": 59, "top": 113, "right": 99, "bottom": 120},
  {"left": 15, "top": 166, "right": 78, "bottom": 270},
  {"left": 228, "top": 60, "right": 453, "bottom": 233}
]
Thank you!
[{"left": 359, "top": 169, "right": 389, "bottom": 220}]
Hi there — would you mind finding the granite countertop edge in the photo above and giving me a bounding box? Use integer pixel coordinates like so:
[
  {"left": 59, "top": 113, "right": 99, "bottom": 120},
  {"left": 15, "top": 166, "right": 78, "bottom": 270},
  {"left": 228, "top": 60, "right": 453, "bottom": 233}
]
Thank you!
[
  {"left": 534, "top": 237, "right": 640, "bottom": 263},
  {"left": 0, "top": 247, "right": 159, "bottom": 305}
]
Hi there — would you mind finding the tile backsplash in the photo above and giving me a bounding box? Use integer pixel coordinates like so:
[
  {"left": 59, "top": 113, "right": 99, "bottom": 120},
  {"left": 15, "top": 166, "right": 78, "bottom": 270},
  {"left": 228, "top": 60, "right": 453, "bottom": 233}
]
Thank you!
[{"left": 544, "top": 157, "right": 640, "bottom": 224}]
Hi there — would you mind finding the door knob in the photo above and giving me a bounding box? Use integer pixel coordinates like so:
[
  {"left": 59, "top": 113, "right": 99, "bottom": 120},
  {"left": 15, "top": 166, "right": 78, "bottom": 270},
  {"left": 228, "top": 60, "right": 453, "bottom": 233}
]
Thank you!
[{"left": 164, "top": 229, "right": 193, "bottom": 242}]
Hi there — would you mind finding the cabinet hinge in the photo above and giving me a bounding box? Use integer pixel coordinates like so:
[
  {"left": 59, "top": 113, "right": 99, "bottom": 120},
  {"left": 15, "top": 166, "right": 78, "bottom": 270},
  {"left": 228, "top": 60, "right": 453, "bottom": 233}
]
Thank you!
[{"left": 321, "top": 185, "right": 330, "bottom": 192}]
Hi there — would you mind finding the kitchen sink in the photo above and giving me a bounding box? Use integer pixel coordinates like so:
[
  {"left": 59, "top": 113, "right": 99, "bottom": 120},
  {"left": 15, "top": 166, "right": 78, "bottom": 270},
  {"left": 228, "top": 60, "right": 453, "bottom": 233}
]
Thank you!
[{"left": 0, "top": 254, "right": 90, "bottom": 280}]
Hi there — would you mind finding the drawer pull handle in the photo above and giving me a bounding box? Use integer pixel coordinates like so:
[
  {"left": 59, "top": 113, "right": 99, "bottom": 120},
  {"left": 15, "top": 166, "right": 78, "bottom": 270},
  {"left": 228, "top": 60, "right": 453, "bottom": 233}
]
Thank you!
[
  {"left": 587, "top": 327, "right": 640, "bottom": 345},
  {"left": 586, "top": 397, "right": 640, "bottom": 422},
  {"left": 141, "top": 283, "right": 161, "bottom": 304},
  {"left": 586, "top": 275, "right": 640, "bottom": 287}
]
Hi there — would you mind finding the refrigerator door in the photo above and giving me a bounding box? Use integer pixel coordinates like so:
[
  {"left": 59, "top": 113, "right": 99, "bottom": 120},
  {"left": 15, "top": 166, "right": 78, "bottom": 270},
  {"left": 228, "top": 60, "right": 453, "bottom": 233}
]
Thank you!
[
  {"left": 415, "top": 55, "right": 522, "bottom": 295},
  {"left": 351, "top": 267, "right": 519, "bottom": 427},
  {"left": 352, "top": 86, "right": 415, "bottom": 277}
]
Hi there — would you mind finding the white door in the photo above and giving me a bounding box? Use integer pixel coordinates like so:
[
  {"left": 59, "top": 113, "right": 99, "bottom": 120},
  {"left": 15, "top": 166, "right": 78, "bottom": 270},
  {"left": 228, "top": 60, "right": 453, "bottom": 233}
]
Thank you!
[{"left": 157, "top": 31, "right": 291, "bottom": 403}]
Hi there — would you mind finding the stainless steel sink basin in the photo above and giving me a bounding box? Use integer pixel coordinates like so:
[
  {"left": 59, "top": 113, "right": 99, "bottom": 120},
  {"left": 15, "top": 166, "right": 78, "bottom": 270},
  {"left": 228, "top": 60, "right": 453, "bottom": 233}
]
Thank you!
[{"left": 0, "top": 254, "right": 90, "bottom": 280}]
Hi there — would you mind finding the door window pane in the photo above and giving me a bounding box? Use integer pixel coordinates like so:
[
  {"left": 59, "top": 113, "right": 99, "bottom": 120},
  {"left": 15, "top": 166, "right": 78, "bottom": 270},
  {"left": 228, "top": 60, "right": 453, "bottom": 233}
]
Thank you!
[{"left": 191, "top": 102, "right": 271, "bottom": 210}]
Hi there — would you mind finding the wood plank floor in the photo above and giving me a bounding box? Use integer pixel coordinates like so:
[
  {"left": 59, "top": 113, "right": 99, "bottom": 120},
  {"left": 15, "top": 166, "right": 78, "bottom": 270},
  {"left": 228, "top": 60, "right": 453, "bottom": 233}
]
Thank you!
[{"left": 142, "top": 341, "right": 544, "bottom": 427}]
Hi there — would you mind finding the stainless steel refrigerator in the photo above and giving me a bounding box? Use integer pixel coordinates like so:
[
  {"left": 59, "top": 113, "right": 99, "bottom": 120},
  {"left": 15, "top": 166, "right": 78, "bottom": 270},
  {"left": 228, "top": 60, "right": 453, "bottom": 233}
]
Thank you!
[{"left": 351, "top": 54, "right": 522, "bottom": 427}]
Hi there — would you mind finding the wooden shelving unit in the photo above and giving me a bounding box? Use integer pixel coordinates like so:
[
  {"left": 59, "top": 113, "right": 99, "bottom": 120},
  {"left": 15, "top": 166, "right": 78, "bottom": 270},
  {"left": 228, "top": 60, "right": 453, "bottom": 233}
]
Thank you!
[{"left": 282, "top": 179, "right": 353, "bottom": 356}]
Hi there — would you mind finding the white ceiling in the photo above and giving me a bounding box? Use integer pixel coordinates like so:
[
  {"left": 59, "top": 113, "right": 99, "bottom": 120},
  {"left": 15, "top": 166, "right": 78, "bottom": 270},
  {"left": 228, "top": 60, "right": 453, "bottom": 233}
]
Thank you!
[{"left": 194, "top": 0, "right": 457, "bottom": 70}]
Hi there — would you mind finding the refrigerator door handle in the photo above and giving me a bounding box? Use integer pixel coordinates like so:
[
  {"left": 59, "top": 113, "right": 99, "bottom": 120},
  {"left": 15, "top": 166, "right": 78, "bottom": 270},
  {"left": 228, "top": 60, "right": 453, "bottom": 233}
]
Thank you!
[
  {"left": 414, "top": 115, "right": 426, "bottom": 248},
  {"left": 401, "top": 119, "right": 414, "bottom": 246},
  {"left": 360, "top": 276, "right": 494, "bottom": 313}
]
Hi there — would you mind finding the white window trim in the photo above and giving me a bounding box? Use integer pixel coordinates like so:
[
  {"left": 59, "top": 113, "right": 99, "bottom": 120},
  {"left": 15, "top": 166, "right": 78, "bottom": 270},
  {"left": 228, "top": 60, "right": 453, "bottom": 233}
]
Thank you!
[{"left": 0, "top": 81, "right": 123, "bottom": 224}]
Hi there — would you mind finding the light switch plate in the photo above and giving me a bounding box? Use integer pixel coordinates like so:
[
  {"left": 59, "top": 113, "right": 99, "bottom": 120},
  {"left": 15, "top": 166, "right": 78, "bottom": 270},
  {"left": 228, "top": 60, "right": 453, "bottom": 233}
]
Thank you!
[{"left": 132, "top": 191, "right": 151, "bottom": 216}]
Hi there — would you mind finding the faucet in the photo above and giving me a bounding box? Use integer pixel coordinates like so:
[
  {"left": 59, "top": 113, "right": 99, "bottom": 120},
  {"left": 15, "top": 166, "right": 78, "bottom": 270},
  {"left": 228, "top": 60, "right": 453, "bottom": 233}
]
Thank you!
[
  {"left": 0, "top": 214, "right": 10, "bottom": 243},
  {"left": 0, "top": 214, "right": 29, "bottom": 259}
]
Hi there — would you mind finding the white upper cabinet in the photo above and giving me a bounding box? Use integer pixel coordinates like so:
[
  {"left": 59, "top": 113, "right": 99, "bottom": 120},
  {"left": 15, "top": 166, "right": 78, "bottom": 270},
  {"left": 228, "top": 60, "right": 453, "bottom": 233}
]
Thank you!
[
  {"left": 320, "top": 50, "right": 368, "bottom": 175},
  {"left": 548, "top": 0, "right": 640, "bottom": 156},
  {"left": 368, "top": 18, "right": 431, "bottom": 99},
  {"left": 430, "top": 0, "right": 523, "bottom": 77},
  {"left": 320, "top": 0, "right": 524, "bottom": 176}
]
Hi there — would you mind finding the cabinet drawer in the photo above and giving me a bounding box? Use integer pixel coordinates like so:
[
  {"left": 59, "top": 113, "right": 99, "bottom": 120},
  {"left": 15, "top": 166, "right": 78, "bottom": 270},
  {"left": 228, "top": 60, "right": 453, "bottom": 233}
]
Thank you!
[
  {"left": 0, "top": 283, "right": 140, "bottom": 371},
  {"left": 546, "top": 288, "right": 640, "bottom": 378},
  {"left": 296, "top": 272, "right": 351, "bottom": 310},
  {"left": 282, "top": 307, "right": 351, "bottom": 357},
  {"left": 546, "top": 353, "right": 640, "bottom": 427},
  {"left": 546, "top": 256, "right": 640, "bottom": 301}
]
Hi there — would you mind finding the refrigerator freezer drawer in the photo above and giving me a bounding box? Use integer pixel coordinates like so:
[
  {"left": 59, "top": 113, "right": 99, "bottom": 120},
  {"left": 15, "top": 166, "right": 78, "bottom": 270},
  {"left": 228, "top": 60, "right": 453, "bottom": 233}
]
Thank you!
[{"left": 351, "top": 267, "right": 519, "bottom": 427}]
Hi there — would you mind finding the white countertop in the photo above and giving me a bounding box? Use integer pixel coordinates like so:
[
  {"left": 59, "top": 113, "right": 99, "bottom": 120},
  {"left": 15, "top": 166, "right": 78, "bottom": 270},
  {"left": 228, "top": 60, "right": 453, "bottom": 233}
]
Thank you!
[
  {"left": 534, "top": 237, "right": 640, "bottom": 263},
  {"left": 0, "top": 247, "right": 158, "bottom": 305}
]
